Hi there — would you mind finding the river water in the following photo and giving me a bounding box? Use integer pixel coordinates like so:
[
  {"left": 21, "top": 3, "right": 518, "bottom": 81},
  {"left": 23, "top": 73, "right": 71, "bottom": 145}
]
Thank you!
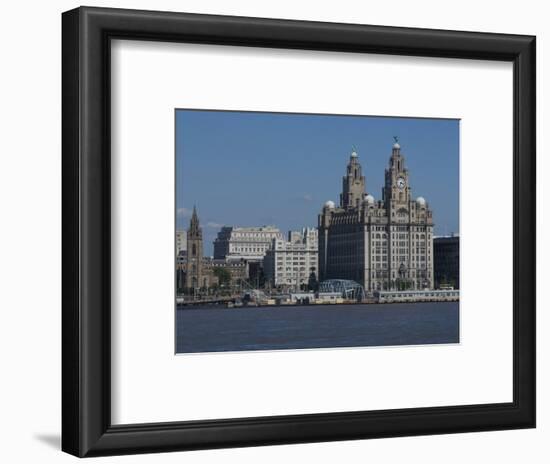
[{"left": 176, "top": 302, "right": 459, "bottom": 353}]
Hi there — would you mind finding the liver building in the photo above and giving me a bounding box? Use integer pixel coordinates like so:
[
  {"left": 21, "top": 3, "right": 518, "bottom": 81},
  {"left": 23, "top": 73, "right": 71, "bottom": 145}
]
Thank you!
[{"left": 318, "top": 140, "right": 434, "bottom": 292}]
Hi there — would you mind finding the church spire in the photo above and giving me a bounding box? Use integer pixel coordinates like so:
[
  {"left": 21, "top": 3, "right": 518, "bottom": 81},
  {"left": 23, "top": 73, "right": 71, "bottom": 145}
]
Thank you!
[
  {"left": 185, "top": 205, "right": 203, "bottom": 289},
  {"left": 188, "top": 205, "right": 202, "bottom": 238}
]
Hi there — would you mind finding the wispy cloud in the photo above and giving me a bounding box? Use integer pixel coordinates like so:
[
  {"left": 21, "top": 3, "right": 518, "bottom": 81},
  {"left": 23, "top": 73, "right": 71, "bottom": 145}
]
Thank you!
[
  {"left": 206, "top": 221, "right": 224, "bottom": 229},
  {"left": 177, "top": 207, "right": 191, "bottom": 218},
  {"left": 302, "top": 193, "right": 313, "bottom": 202}
]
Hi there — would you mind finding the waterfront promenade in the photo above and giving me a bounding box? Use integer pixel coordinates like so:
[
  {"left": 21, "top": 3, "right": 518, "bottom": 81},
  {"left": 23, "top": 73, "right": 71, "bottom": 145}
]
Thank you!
[{"left": 176, "top": 302, "right": 459, "bottom": 353}]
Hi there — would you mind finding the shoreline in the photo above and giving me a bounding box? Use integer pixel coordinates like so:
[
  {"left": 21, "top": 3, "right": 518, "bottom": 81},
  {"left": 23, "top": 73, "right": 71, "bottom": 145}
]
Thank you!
[{"left": 177, "top": 299, "right": 459, "bottom": 310}]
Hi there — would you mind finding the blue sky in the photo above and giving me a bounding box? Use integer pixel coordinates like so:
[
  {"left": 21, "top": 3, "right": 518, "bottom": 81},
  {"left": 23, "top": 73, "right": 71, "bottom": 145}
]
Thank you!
[{"left": 176, "top": 110, "right": 459, "bottom": 256}]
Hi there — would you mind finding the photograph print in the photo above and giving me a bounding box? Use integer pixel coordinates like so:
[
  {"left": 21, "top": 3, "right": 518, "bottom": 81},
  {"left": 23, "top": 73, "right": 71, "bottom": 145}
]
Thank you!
[{"left": 175, "top": 110, "right": 459, "bottom": 354}]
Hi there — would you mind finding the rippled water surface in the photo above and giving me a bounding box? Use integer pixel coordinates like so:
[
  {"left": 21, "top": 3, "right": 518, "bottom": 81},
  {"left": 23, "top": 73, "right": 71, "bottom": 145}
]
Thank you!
[{"left": 176, "top": 302, "right": 459, "bottom": 353}]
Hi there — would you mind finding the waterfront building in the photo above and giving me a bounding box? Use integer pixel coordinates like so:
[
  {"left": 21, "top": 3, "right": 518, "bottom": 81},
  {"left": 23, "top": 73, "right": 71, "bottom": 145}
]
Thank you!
[
  {"left": 318, "top": 141, "right": 434, "bottom": 292},
  {"left": 263, "top": 228, "right": 318, "bottom": 289},
  {"left": 176, "top": 229, "right": 187, "bottom": 255},
  {"left": 213, "top": 226, "right": 283, "bottom": 262},
  {"left": 434, "top": 234, "right": 460, "bottom": 289},
  {"left": 179, "top": 207, "right": 247, "bottom": 292}
]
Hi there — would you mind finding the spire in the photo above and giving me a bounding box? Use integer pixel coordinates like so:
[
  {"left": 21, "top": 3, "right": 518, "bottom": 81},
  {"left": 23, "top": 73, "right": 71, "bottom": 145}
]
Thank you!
[{"left": 188, "top": 205, "right": 202, "bottom": 238}]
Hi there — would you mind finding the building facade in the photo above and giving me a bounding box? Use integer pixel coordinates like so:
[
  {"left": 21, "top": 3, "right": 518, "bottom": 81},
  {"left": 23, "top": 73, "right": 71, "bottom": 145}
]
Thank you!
[
  {"left": 213, "top": 226, "right": 283, "bottom": 262},
  {"left": 434, "top": 235, "right": 460, "bottom": 289},
  {"left": 318, "top": 142, "right": 434, "bottom": 292},
  {"left": 264, "top": 228, "right": 318, "bottom": 289},
  {"left": 209, "top": 258, "right": 249, "bottom": 284}
]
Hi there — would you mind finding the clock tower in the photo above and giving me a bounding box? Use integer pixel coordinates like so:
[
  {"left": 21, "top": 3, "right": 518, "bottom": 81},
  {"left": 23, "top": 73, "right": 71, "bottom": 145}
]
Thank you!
[{"left": 383, "top": 138, "right": 411, "bottom": 210}]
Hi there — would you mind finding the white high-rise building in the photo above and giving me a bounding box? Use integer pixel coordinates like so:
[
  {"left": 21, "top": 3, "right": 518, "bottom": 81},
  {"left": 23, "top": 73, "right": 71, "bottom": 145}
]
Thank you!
[
  {"left": 213, "top": 226, "right": 283, "bottom": 262},
  {"left": 264, "top": 228, "right": 319, "bottom": 289}
]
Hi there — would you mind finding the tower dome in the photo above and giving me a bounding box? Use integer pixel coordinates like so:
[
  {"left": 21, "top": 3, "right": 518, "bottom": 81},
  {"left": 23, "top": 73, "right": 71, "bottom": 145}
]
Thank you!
[
  {"left": 392, "top": 136, "right": 401, "bottom": 150},
  {"left": 365, "top": 194, "right": 375, "bottom": 204},
  {"left": 324, "top": 200, "right": 336, "bottom": 209},
  {"left": 416, "top": 196, "right": 426, "bottom": 207},
  {"left": 351, "top": 150, "right": 358, "bottom": 158}
]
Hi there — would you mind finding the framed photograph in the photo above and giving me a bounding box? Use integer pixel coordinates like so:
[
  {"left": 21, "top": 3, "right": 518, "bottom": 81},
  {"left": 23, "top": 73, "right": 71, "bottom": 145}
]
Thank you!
[
  {"left": 62, "top": 6, "right": 536, "bottom": 457},
  {"left": 174, "top": 110, "right": 460, "bottom": 353}
]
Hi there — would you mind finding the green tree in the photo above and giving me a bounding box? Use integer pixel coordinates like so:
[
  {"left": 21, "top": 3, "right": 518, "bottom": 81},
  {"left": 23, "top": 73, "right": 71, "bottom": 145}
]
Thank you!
[
  {"left": 308, "top": 269, "right": 318, "bottom": 291},
  {"left": 213, "top": 267, "right": 232, "bottom": 287}
]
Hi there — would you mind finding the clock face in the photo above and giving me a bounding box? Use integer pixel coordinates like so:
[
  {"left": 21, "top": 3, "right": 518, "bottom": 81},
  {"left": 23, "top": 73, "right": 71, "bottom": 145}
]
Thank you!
[{"left": 397, "top": 177, "right": 406, "bottom": 190}]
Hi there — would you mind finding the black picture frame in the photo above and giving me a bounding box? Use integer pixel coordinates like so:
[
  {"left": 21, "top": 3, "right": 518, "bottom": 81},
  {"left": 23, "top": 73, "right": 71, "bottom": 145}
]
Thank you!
[{"left": 62, "top": 6, "right": 536, "bottom": 457}]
